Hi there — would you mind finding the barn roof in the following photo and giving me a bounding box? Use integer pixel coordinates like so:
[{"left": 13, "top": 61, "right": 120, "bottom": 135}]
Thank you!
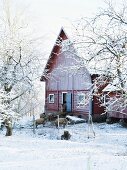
[
  {"left": 40, "top": 27, "right": 107, "bottom": 82},
  {"left": 40, "top": 27, "right": 79, "bottom": 81},
  {"left": 102, "top": 77, "right": 127, "bottom": 92}
]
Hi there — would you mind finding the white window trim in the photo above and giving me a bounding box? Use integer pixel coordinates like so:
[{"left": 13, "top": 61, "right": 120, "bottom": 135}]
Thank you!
[
  {"left": 77, "top": 93, "right": 85, "bottom": 106},
  {"left": 49, "top": 94, "right": 55, "bottom": 103}
]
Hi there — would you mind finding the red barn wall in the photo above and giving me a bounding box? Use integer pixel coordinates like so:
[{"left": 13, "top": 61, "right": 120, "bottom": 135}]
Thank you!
[
  {"left": 93, "top": 96, "right": 105, "bottom": 115},
  {"left": 46, "top": 50, "right": 92, "bottom": 91},
  {"left": 106, "top": 92, "right": 127, "bottom": 119},
  {"left": 45, "top": 46, "right": 92, "bottom": 116},
  {"left": 45, "top": 90, "right": 58, "bottom": 112}
]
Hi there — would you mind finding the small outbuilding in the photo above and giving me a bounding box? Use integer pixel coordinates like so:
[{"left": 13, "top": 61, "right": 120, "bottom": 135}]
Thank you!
[{"left": 102, "top": 84, "right": 127, "bottom": 120}]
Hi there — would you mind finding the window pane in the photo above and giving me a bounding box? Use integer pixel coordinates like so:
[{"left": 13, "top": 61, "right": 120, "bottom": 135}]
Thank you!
[
  {"left": 49, "top": 94, "right": 54, "bottom": 103},
  {"left": 77, "top": 94, "right": 85, "bottom": 104}
]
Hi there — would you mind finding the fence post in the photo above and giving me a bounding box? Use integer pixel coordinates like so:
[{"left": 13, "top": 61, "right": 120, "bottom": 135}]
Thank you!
[
  {"left": 57, "top": 115, "right": 60, "bottom": 139},
  {"left": 57, "top": 115, "right": 60, "bottom": 129},
  {"left": 33, "top": 114, "right": 36, "bottom": 134}
]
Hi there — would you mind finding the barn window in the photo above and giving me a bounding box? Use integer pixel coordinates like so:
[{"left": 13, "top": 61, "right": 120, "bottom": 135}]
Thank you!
[
  {"left": 49, "top": 94, "right": 54, "bottom": 103},
  {"left": 77, "top": 93, "right": 85, "bottom": 106},
  {"left": 102, "top": 94, "right": 110, "bottom": 106}
]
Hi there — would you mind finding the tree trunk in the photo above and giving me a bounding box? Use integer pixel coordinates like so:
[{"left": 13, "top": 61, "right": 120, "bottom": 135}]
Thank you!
[
  {"left": 5, "top": 125, "right": 12, "bottom": 136},
  {"left": 4, "top": 118, "right": 12, "bottom": 136}
]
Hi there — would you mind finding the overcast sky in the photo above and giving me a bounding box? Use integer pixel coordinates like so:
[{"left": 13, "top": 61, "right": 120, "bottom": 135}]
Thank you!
[
  {"left": 24, "top": 0, "right": 106, "bottom": 36},
  {"left": 0, "top": 0, "right": 123, "bottom": 56},
  {"left": 1, "top": 0, "right": 122, "bottom": 40},
  {"left": 22, "top": 0, "right": 107, "bottom": 54}
]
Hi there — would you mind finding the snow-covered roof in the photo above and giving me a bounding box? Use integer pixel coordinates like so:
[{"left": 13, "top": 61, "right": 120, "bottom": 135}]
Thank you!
[
  {"left": 41, "top": 27, "right": 86, "bottom": 81},
  {"left": 102, "top": 84, "right": 121, "bottom": 92},
  {"left": 102, "top": 75, "right": 127, "bottom": 92}
]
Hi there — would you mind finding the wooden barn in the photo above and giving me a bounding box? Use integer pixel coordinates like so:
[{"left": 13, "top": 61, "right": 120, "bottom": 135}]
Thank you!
[{"left": 40, "top": 28, "right": 106, "bottom": 120}]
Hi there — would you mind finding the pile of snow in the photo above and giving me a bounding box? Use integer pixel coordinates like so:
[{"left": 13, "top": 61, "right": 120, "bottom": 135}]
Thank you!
[
  {"left": 14, "top": 116, "right": 34, "bottom": 129},
  {"left": 66, "top": 115, "right": 86, "bottom": 124}
]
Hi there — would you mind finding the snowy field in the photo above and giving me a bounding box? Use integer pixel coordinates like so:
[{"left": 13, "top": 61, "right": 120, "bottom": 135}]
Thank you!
[{"left": 0, "top": 121, "right": 127, "bottom": 170}]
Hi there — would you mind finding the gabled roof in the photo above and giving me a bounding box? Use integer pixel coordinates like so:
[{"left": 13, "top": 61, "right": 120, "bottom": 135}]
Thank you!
[
  {"left": 40, "top": 27, "right": 108, "bottom": 82},
  {"left": 40, "top": 27, "right": 80, "bottom": 81},
  {"left": 40, "top": 27, "right": 75, "bottom": 81}
]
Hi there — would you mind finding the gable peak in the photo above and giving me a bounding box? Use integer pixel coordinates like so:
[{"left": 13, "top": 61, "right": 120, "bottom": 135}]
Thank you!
[{"left": 57, "top": 27, "right": 69, "bottom": 41}]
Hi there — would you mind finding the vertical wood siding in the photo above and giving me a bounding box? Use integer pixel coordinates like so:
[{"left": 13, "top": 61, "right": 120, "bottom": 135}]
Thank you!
[
  {"left": 46, "top": 50, "right": 92, "bottom": 91},
  {"left": 45, "top": 90, "right": 58, "bottom": 111},
  {"left": 45, "top": 36, "right": 93, "bottom": 116},
  {"left": 93, "top": 96, "right": 105, "bottom": 115}
]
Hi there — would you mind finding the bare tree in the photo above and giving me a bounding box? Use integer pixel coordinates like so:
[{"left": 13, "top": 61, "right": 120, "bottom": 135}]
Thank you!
[
  {"left": 0, "top": 0, "right": 43, "bottom": 135},
  {"left": 74, "top": 1, "right": 127, "bottom": 121}
]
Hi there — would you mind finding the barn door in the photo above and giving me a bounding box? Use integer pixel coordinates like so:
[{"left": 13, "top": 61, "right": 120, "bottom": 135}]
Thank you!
[{"left": 66, "top": 93, "right": 72, "bottom": 112}]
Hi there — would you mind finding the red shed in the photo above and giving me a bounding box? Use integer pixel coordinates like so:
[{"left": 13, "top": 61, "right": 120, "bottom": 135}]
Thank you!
[
  {"left": 102, "top": 84, "right": 127, "bottom": 120},
  {"left": 41, "top": 28, "right": 105, "bottom": 120}
]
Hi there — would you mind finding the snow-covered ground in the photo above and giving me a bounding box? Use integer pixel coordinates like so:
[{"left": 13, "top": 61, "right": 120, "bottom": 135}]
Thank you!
[{"left": 0, "top": 120, "right": 127, "bottom": 170}]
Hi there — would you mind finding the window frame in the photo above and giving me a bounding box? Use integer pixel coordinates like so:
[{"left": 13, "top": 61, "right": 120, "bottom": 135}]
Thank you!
[
  {"left": 77, "top": 93, "right": 86, "bottom": 106},
  {"left": 49, "top": 94, "right": 55, "bottom": 103}
]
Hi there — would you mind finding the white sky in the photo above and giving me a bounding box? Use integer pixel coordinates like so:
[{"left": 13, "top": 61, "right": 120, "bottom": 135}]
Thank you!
[
  {"left": 23, "top": 0, "right": 106, "bottom": 36},
  {"left": 2, "top": 0, "right": 105, "bottom": 38},
  {"left": 0, "top": 0, "right": 124, "bottom": 56},
  {"left": 23, "top": 0, "right": 123, "bottom": 33},
  {"left": 0, "top": 0, "right": 123, "bottom": 43},
  {"left": 23, "top": 0, "right": 107, "bottom": 57}
]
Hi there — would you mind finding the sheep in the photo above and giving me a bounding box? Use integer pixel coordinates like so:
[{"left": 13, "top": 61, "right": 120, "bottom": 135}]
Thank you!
[
  {"left": 54, "top": 118, "right": 68, "bottom": 128},
  {"left": 35, "top": 118, "right": 46, "bottom": 128},
  {"left": 48, "top": 114, "right": 57, "bottom": 122},
  {"left": 61, "top": 131, "right": 71, "bottom": 140},
  {"left": 40, "top": 113, "right": 46, "bottom": 119}
]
